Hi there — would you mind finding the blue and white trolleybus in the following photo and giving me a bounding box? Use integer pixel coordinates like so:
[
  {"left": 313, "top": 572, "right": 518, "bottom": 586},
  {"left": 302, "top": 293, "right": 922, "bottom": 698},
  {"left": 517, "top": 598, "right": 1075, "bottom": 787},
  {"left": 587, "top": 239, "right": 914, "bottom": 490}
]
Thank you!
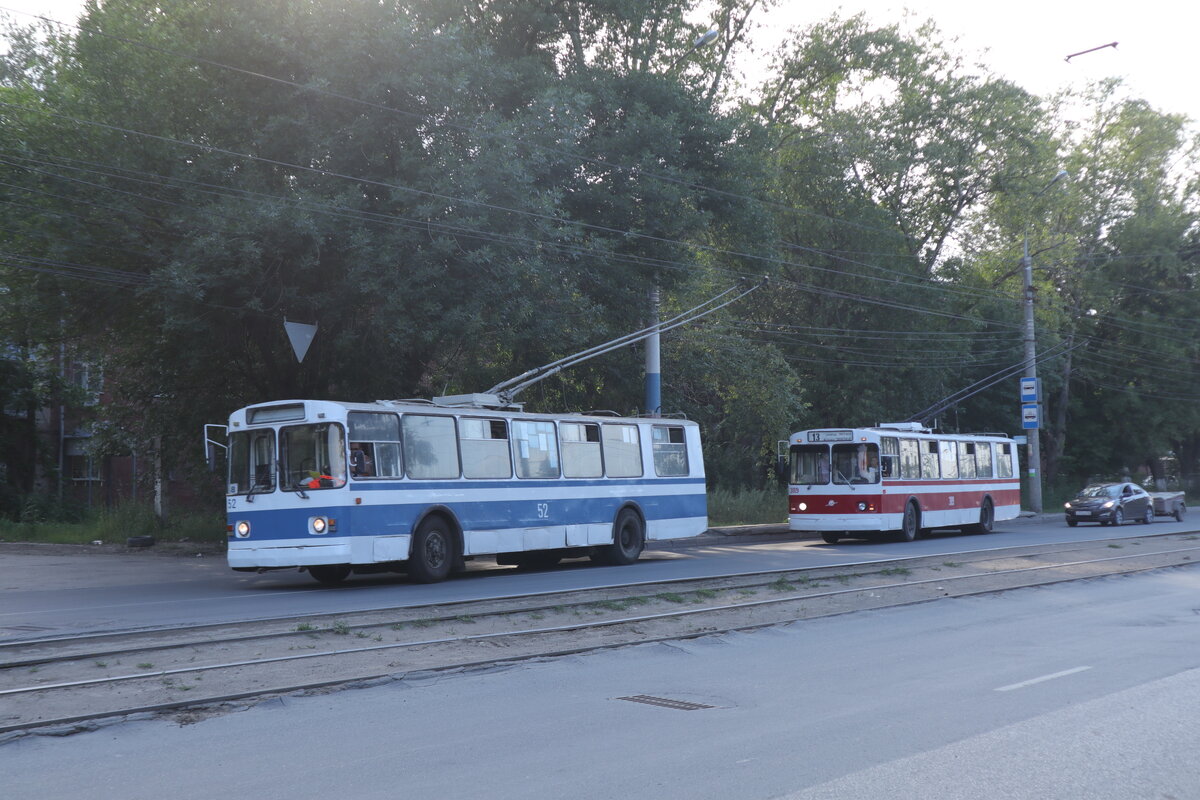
[{"left": 217, "top": 395, "right": 708, "bottom": 584}]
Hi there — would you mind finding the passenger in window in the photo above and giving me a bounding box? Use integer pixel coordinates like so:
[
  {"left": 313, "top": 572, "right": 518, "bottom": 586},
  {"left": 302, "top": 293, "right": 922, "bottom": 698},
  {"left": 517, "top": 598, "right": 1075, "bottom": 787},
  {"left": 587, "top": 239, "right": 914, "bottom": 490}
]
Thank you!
[{"left": 350, "top": 443, "right": 374, "bottom": 477}]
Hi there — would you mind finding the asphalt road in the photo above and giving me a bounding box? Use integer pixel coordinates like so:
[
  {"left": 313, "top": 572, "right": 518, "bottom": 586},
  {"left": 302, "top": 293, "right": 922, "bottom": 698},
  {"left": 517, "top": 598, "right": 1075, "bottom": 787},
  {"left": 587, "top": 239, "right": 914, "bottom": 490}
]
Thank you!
[
  {"left": 2, "top": 513, "right": 1196, "bottom": 640},
  {"left": 3, "top": 556, "right": 1197, "bottom": 799}
]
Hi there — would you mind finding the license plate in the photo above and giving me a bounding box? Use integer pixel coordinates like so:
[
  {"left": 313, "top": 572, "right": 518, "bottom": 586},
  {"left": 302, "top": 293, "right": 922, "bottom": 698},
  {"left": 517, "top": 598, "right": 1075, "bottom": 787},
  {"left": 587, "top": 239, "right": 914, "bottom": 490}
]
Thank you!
[{"left": 1075, "top": 510, "right": 1091, "bottom": 516}]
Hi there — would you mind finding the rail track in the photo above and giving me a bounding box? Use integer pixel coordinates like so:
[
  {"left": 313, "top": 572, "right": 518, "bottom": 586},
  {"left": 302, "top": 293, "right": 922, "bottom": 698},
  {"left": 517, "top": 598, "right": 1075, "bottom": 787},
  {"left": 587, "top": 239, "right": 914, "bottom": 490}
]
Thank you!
[{"left": 3, "top": 531, "right": 1198, "bottom": 739}]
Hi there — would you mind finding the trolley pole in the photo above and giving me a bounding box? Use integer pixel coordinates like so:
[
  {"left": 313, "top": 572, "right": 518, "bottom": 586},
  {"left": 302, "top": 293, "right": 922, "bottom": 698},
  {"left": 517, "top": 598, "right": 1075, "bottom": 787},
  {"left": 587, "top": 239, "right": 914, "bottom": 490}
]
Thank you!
[
  {"left": 1022, "top": 235, "right": 1042, "bottom": 514},
  {"left": 645, "top": 285, "right": 661, "bottom": 416}
]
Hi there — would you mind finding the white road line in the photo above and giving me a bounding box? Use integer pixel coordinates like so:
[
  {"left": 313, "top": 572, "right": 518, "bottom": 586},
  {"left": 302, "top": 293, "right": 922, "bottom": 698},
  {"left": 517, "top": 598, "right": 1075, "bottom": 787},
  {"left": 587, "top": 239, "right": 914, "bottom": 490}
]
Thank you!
[{"left": 995, "top": 666, "right": 1092, "bottom": 692}]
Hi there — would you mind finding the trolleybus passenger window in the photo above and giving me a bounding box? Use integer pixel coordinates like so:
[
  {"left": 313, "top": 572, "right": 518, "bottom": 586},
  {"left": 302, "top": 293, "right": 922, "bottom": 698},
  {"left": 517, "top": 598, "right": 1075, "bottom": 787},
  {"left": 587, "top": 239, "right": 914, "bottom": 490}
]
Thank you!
[
  {"left": 402, "top": 415, "right": 460, "bottom": 479},
  {"left": 957, "top": 442, "right": 976, "bottom": 479},
  {"left": 921, "top": 441, "right": 940, "bottom": 479},
  {"left": 561, "top": 422, "right": 602, "bottom": 478},
  {"left": 997, "top": 443, "right": 1014, "bottom": 478},
  {"left": 976, "top": 442, "right": 993, "bottom": 478},
  {"left": 900, "top": 439, "right": 921, "bottom": 479},
  {"left": 281, "top": 423, "right": 346, "bottom": 490},
  {"left": 652, "top": 426, "right": 689, "bottom": 477},
  {"left": 461, "top": 418, "right": 511, "bottom": 479},
  {"left": 513, "top": 420, "right": 559, "bottom": 478},
  {"left": 602, "top": 424, "right": 642, "bottom": 477},
  {"left": 880, "top": 437, "right": 898, "bottom": 479},
  {"left": 939, "top": 441, "right": 958, "bottom": 480},
  {"left": 348, "top": 412, "right": 401, "bottom": 478}
]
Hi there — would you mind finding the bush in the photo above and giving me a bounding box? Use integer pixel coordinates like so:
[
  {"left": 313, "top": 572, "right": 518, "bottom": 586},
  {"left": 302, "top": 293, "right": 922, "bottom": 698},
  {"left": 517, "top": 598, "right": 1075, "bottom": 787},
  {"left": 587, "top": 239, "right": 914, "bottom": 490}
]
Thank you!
[
  {"left": 707, "top": 487, "right": 788, "bottom": 527},
  {"left": 0, "top": 501, "right": 225, "bottom": 545}
]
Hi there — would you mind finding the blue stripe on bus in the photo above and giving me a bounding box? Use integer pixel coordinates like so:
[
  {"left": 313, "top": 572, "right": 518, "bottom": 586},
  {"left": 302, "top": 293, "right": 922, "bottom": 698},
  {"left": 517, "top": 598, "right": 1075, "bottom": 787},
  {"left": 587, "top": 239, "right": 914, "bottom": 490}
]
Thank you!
[{"left": 229, "top": 493, "right": 707, "bottom": 543}]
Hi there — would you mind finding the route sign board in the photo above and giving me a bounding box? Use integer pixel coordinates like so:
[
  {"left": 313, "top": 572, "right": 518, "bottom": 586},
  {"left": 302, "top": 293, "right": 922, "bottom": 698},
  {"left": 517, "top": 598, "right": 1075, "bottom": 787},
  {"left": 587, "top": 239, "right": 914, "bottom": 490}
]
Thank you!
[{"left": 1021, "top": 403, "right": 1039, "bottom": 429}]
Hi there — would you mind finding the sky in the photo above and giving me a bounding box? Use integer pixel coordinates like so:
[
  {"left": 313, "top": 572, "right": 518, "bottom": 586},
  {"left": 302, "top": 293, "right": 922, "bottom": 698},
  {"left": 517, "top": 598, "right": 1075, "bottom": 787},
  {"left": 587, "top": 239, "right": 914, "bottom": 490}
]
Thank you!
[{"left": 3, "top": 0, "right": 1197, "bottom": 124}]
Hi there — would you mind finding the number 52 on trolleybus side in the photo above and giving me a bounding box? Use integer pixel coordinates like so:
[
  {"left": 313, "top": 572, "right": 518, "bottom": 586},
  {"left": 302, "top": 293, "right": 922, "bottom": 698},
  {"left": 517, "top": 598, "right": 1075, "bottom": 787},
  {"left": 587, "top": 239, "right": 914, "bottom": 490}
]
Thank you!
[
  {"left": 215, "top": 398, "right": 708, "bottom": 585},
  {"left": 784, "top": 423, "right": 1020, "bottom": 543}
]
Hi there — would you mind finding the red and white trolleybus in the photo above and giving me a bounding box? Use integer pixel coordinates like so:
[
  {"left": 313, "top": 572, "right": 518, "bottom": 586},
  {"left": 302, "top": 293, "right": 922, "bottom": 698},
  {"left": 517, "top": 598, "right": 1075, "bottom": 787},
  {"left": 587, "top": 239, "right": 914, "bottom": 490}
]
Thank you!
[{"left": 785, "top": 423, "right": 1021, "bottom": 543}]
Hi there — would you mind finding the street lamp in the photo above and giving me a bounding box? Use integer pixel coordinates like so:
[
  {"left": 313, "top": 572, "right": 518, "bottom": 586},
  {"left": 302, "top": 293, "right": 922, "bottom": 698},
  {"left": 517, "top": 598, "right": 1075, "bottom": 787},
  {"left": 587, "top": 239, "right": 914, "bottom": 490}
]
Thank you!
[
  {"left": 646, "top": 25, "right": 718, "bottom": 416},
  {"left": 1022, "top": 168, "right": 1069, "bottom": 513}
]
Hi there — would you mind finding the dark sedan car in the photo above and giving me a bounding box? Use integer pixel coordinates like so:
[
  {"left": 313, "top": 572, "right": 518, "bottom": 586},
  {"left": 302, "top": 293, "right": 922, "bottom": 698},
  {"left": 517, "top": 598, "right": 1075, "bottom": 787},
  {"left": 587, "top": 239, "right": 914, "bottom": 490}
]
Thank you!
[{"left": 1064, "top": 482, "right": 1154, "bottom": 527}]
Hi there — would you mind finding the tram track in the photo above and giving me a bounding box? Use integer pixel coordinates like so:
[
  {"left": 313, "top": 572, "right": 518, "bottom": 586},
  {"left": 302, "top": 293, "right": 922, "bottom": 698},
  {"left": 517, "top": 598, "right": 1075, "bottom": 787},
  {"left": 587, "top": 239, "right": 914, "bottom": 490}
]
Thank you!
[{"left": 2, "top": 531, "right": 1198, "bottom": 739}]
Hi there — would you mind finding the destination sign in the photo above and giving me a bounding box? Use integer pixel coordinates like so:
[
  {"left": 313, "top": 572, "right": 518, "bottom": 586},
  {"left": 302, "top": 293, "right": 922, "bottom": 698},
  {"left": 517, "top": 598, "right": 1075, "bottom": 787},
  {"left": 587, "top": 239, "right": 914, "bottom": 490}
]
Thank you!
[{"left": 807, "top": 430, "right": 854, "bottom": 443}]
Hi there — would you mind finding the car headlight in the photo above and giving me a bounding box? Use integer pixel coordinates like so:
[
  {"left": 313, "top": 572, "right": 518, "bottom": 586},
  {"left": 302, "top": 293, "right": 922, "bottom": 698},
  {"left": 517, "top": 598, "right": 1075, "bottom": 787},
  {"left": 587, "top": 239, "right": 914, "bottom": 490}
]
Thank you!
[
  {"left": 1102, "top": 501, "right": 1114, "bottom": 508},
  {"left": 1064, "top": 502, "right": 1072, "bottom": 509}
]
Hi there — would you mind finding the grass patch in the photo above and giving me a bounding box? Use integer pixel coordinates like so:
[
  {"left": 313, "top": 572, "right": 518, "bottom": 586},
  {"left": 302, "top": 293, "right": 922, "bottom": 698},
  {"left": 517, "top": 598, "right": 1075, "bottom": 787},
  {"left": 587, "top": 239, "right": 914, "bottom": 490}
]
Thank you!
[
  {"left": 655, "top": 592, "right": 687, "bottom": 604},
  {"left": 706, "top": 487, "right": 788, "bottom": 527},
  {"left": 769, "top": 577, "right": 793, "bottom": 592},
  {"left": 879, "top": 567, "right": 912, "bottom": 577},
  {"left": 330, "top": 620, "right": 351, "bottom": 635},
  {"left": 0, "top": 502, "right": 225, "bottom": 546}
]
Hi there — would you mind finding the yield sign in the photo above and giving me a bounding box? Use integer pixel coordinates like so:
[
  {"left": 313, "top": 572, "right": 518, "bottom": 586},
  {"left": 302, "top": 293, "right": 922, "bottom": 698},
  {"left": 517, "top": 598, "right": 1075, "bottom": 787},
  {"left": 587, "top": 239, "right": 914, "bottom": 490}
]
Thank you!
[{"left": 284, "top": 319, "right": 317, "bottom": 363}]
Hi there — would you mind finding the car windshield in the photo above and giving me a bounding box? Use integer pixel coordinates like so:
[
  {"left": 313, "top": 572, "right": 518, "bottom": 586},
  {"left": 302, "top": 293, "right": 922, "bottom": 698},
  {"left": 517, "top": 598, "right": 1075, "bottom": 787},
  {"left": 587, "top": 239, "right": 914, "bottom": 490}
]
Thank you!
[{"left": 1079, "top": 484, "right": 1119, "bottom": 499}]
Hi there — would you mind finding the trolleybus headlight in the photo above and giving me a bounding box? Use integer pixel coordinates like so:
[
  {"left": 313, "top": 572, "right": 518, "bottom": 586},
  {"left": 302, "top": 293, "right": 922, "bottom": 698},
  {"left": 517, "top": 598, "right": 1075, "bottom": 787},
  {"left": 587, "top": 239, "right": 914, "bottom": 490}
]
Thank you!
[
  {"left": 235, "top": 520, "right": 251, "bottom": 538},
  {"left": 797, "top": 502, "right": 807, "bottom": 512},
  {"left": 311, "top": 516, "right": 327, "bottom": 534},
  {"left": 857, "top": 502, "right": 867, "bottom": 512}
]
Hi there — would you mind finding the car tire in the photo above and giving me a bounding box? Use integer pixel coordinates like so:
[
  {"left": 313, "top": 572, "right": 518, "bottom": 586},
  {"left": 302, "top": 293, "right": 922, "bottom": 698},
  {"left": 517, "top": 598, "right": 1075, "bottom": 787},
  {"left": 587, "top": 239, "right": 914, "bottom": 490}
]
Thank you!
[
  {"left": 1113, "top": 508, "right": 1124, "bottom": 526},
  {"left": 1175, "top": 504, "right": 1186, "bottom": 522},
  {"left": 1142, "top": 505, "right": 1153, "bottom": 524},
  {"left": 1066, "top": 519, "right": 1077, "bottom": 527}
]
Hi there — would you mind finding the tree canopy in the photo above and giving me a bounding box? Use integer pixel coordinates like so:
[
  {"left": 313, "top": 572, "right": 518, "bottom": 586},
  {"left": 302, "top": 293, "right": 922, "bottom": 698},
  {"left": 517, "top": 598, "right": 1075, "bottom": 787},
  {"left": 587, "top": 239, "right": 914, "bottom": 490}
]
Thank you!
[{"left": 1, "top": 0, "right": 1197, "bottom": 509}]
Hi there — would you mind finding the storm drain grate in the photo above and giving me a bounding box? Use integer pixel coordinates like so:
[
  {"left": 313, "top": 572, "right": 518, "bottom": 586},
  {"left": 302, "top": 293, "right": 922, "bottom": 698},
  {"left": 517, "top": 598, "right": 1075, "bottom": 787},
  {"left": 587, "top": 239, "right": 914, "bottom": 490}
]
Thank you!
[{"left": 617, "top": 695, "right": 715, "bottom": 711}]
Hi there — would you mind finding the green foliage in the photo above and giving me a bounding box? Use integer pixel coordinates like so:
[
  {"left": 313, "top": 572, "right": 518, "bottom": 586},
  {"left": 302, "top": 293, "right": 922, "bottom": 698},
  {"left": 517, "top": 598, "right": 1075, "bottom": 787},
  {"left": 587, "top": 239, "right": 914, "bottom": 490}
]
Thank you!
[
  {"left": 0, "top": 500, "right": 224, "bottom": 544},
  {"left": 0, "top": 1, "right": 1197, "bottom": 501},
  {"left": 706, "top": 486, "right": 788, "bottom": 526}
]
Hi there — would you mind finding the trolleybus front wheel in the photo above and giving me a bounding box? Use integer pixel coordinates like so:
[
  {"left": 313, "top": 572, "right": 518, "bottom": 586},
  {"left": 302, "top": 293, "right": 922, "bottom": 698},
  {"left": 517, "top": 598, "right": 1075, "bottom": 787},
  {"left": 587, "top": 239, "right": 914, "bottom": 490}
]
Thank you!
[
  {"left": 594, "top": 509, "right": 644, "bottom": 566},
  {"left": 408, "top": 516, "right": 456, "bottom": 583},
  {"left": 821, "top": 532, "right": 842, "bottom": 544}
]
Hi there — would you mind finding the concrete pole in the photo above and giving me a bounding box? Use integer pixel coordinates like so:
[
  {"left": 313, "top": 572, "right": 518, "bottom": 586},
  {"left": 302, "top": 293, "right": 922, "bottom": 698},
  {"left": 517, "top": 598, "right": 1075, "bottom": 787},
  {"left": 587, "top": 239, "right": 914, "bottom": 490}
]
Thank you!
[
  {"left": 1022, "top": 234, "right": 1042, "bottom": 513},
  {"left": 644, "top": 286, "right": 661, "bottom": 416}
]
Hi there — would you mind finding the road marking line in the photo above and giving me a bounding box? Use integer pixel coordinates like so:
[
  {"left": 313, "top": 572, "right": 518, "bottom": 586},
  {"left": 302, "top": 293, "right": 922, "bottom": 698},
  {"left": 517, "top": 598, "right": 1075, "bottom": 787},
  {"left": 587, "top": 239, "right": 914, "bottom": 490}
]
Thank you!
[{"left": 995, "top": 666, "right": 1092, "bottom": 692}]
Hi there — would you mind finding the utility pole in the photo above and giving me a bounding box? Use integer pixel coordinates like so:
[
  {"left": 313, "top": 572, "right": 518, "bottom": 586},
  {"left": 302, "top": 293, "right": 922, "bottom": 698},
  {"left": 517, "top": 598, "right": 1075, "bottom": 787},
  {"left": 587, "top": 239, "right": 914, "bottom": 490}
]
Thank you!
[{"left": 1021, "top": 169, "right": 1069, "bottom": 514}]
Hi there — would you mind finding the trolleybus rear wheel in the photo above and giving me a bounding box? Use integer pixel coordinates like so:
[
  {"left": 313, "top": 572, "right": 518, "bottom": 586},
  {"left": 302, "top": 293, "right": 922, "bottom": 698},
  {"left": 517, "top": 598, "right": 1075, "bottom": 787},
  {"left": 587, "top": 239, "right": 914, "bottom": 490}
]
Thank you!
[
  {"left": 593, "top": 509, "right": 644, "bottom": 566},
  {"left": 408, "top": 516, "right": 456, "bottom": 583},
  {"left": 821, "top": 532, "right": 842, "bottom": 544},
  {"left": 899, "top": 501, "right": 920, "bottom": 542},
  {"left": 970, "top": 498, "right": 994, "bottom": 534},
  {"left": 307, "top": 564, "right": 351, "bottom": 585}
]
